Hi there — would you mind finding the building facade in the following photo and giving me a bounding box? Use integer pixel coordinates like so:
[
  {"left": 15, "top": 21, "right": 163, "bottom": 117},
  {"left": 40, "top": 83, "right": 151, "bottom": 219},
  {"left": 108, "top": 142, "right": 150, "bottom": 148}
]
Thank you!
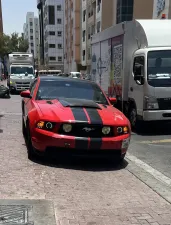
[
  {"left": 23, "top": 12, "right": 39, "bottom": 59},
  {"left": 37, "top": 0, "right": 64, "bottom": 70},
  {"left": 0, "top": 0, "right": 3, "bottom": 34},
  {"left": 64, "top": 0, "right": 84, "bottom": 73}
]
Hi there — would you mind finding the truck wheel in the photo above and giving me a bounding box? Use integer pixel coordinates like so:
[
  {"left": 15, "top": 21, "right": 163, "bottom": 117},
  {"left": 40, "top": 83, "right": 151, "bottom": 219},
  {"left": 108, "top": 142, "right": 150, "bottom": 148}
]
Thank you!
[{"left": 129, "top": 107, "right": 142, "bottom": 131}]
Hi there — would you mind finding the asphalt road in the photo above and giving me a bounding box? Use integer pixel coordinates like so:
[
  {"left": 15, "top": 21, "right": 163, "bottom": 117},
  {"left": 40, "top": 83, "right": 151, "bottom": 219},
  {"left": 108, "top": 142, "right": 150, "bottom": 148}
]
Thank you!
[{"left": 129, "top": 124, "right": 171, "bottom": 179}]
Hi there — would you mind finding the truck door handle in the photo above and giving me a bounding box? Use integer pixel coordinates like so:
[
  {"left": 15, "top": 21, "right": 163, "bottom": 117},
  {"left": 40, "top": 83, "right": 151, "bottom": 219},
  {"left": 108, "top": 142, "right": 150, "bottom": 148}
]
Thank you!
[{"left": 130, "top": 87, "right": 133, "bottom": 92}]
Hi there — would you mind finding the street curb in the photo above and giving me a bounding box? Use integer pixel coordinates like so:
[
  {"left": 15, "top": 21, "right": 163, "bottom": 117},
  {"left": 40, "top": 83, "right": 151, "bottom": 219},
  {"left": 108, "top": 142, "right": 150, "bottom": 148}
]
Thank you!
[{"left": 126, "top": 157, "right": 171, "bottom": 204}]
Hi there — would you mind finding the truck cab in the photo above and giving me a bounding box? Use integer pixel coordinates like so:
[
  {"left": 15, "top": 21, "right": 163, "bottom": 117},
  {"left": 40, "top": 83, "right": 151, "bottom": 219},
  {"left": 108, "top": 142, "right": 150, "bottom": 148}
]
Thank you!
[{"left": 7, "top": 52, "right": 35, "bottom": 93}]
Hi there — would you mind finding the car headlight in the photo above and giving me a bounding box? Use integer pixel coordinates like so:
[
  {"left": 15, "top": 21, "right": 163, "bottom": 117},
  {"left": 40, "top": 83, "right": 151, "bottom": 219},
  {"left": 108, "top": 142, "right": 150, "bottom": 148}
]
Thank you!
[
  {"left": 144, "top": 96, "right": 159, "bottom": 110},
  {"left": 10, "top": 80, "right": 13, "bottom": 84},
  {"left": 63, "top": 124, "right": 72, "bottom": 132},
  {"left": 36, "top": 121, "right": 54, "bottom": 130},
  {"left": 102, "top": 126, "right": 111, "bottom": 135},
  {"left": 117, "top": 126, "right": 129, "bottom": 135}
]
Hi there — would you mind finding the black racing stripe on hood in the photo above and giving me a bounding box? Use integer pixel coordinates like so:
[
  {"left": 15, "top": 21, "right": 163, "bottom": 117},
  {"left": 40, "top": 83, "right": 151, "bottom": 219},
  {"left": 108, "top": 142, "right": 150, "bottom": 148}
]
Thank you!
[
  {"left": 85, "top": 108, "right": 103, "bottom": 149},
  {"left": 71, "top": 107, "right": 88, "bottom": 122},
  {"left": 85, "top": 108, "right": 103, "bottom": 124}
]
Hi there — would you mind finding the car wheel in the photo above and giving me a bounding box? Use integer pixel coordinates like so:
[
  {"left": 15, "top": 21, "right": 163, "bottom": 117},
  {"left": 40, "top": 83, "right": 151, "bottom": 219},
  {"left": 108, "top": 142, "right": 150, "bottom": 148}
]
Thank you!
[
  {"left": 26, "top": 122, "right": 36, "bottom": 160},
  {"left": 22, "top": 117, "right": 26, "bottom": 137}
]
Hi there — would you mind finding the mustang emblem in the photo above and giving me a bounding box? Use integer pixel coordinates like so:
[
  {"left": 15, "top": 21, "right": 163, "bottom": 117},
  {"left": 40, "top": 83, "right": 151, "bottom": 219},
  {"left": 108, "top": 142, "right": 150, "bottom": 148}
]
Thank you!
[{"left": 82, "top": 127, "right": 95, "bottom": 132}]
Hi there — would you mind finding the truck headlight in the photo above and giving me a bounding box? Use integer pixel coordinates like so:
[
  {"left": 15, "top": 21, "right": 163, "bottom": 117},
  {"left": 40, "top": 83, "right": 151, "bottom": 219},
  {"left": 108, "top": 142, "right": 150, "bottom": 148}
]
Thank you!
[{"left": 144, "top": 96, "right": 159, "bottom": 110}]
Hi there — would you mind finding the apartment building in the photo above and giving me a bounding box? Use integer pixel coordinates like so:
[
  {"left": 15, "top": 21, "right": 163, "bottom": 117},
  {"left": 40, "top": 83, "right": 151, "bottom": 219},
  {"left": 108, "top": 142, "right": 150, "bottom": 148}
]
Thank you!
[
  {"left": 23, "top": 12, "right": 39, "bottom": 59},
  {"left": 64, "top": 0, "right": 84, "bottom": 72},
  {"left": 0, "top": 0, "right": 3, "bottom": 34},
  {"left": 37, "top": 0, "right": 64, "bottom": 70}
]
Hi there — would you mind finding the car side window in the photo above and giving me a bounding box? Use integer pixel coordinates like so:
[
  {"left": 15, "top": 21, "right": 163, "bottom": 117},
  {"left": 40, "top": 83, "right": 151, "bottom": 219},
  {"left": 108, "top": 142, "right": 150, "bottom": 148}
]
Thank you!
[{"left": 30, "top": 80, "right": 37, "bottom": 96}]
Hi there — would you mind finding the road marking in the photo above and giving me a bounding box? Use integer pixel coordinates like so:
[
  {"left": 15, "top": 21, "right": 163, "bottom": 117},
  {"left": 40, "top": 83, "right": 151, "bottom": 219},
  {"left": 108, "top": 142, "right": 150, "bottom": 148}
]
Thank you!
[
  {"left": 126, "top": 153, "right": 171, "bottom": 187},
  {"left": 137, "top": 139, "right": 171, "bottom": 144}
]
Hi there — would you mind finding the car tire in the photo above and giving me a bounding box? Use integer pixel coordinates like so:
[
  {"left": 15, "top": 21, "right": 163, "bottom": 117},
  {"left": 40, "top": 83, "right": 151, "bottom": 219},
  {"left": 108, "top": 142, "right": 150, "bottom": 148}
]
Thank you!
[
  {"left": 129, "top": 106, "right": 142, "bottom": 132},
  {"left": 26, "top": 121, "right": 36, "bottom": 160},
  {"left": 22, "top": 117, "right": 26, "bottom": 137}
]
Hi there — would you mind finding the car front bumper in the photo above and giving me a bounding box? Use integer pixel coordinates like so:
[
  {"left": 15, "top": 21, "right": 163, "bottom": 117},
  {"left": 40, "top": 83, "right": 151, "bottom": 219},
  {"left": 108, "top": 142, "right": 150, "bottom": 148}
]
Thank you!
[{"left": 31, "top": 128, "right": 130, "bottom": 155}]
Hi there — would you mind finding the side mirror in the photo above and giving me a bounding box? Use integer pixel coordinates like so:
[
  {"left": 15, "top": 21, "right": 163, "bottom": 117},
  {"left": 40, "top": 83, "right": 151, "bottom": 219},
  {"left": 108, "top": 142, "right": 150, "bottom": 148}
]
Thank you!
[
  {"left": 108, "top": 97, "right": 117, "bottom": 104},
  {"left": 20, "top": 90, "right": 31, "bottom": 98}
]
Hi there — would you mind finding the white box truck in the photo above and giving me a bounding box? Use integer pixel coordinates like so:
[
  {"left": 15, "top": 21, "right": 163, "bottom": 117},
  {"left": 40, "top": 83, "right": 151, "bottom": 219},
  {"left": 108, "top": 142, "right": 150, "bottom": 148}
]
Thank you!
[
  {"left": 7, "top": 52, "right": 35, "bottom": 93},
  {"left": 91, "top": 19, "right": 171, "bottom": 129}
]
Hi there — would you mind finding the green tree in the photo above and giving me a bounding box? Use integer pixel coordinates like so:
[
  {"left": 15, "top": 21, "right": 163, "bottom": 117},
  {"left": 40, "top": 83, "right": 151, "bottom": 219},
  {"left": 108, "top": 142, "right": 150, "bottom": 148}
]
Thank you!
[
  {"left": 18, "top": 36, "right": 29, "bottom": 52},
  {"left": 0, "top": 32, "right": 29, "bottom": 58}
]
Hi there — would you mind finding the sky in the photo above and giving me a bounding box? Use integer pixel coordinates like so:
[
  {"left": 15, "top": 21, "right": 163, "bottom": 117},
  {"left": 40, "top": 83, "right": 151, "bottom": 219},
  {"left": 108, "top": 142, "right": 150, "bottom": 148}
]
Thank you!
[{"left": 2, "top": 0, "right": 38, "bottom": 35}]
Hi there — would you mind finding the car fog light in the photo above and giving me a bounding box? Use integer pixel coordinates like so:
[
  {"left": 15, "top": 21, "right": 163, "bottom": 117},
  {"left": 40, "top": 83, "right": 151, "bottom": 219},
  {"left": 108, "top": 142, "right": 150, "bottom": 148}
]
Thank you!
[
  {"left": 102, "top": 126, "right": 111, "bottom": 135},
  {"left": 37, "top": 121, "right": 44, "bottom": 129},
  {"left": 63, "top": 124, "right": 72, "bottom": 132}
]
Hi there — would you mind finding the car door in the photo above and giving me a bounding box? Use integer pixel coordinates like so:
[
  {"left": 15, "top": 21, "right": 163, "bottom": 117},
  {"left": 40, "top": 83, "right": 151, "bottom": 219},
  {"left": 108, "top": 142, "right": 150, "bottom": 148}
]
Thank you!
[{"left": 23, "top": 79, "right": 38, "bottom": 121}]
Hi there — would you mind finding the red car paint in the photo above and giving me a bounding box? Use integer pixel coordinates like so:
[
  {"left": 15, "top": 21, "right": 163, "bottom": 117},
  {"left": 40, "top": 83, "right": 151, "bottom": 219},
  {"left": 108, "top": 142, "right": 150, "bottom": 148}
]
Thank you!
[{"left": 21, "top": 77, "right": 131, "bottom": 156}]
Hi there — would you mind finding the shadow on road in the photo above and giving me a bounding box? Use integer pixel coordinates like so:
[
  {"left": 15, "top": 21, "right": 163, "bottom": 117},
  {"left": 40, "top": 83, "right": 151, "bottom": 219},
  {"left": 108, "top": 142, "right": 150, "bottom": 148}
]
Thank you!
[
  {"left": 134, "top": 122, "right": 171, "bottom": 136},
  {"left": 32, "top": 155, "right": 128, "bottom": 172}
]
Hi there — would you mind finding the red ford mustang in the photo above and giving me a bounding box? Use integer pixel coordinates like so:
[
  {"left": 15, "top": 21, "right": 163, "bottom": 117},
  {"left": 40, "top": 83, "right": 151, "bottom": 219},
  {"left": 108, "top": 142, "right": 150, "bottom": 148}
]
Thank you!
[{"left": 20, "top": 76, "right": 131, "bottom": 161}]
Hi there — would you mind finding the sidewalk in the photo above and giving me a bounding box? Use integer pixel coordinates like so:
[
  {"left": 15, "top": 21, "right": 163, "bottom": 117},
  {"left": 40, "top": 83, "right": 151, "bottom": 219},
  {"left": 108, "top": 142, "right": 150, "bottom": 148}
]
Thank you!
[{"left": 53, "top": 167, "right": 171, "bottom": 225}]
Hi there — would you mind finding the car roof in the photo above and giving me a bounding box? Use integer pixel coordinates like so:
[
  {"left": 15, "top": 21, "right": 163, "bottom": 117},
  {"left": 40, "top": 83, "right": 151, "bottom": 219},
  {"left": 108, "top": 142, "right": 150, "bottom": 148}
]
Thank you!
[{"left": 39, "top": 76, "right": 95, "bottom": 85}]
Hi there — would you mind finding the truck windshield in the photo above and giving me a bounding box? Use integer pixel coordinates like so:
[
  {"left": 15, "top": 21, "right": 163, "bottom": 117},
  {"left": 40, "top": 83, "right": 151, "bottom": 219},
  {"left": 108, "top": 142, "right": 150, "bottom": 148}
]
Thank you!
[
  {"left": 11, "top": 66, "right": 33, "bottom": 75},
  {"left": 147, "top": 50, "right": 171, "bottom": 87}
]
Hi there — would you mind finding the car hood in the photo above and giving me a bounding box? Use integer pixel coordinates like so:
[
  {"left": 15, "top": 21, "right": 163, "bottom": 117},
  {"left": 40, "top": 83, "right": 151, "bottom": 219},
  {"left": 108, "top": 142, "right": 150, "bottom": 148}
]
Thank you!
[{"left": 36, "top": 98, "right": 129, "bottom": 125}]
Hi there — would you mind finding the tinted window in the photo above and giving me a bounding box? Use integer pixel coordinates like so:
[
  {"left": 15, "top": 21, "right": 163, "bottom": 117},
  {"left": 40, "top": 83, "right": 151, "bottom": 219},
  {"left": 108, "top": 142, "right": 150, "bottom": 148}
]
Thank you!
[{"left": 36, "top": 80, "right": 108, "bottom": 104}]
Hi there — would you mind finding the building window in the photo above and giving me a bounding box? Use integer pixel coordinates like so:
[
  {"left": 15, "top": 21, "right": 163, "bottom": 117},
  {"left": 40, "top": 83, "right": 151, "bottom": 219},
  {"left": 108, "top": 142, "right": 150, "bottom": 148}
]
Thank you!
[
  {"left": 49, "top": 31, "right": 55, "bottom": 35},
  {"left": 49, "top": 44, "right": 56, "bottom": 48},
  {"left": 30, "top": 36, "right": 33, "bottom": 40},
  {"left": 57, "top": 31, "right": 62, "bottom": 36},
  {"left": 88, "top": 27, "right": 91, "bottom": 39},
  {"left": 58, "top": 56, "right": 62, "bottom": 61},
  {"left": 57, "top": 5, "right": 62, "bottom": 11},
  {"left": 31, "top": 43, "right": 34, "bottom": 47},
  {"left": 49, "top": 57, "right": 56, "bottom": 61},
  {"left": 83, "top": 10, "right": 86, "bottom": 22},
  {"left": 116, "top": 0, "right": 134, "bottom": 24},
  {"left": 82, "top": 30, "right": 86, "bottom": 42},
  {"left": 57, "top": 18, "right": 62, "bottom": 24},
  {"left": 30, "top": 29, "right": 33, "bottom": 33},
  {"left": 30, "top": 22, "right": 33, "bottom": 26},
  {"left": 58, "top": 44, "right": 62, "bottom": 49},
  {"left": 48, "top": 5, "right": 55, "bottom": 25},
  {"left": 96, "top": 21, "right": 100, "bottom": 33},
  {"left": 82, "top": 50, "right": 85, "bottom": 61}
]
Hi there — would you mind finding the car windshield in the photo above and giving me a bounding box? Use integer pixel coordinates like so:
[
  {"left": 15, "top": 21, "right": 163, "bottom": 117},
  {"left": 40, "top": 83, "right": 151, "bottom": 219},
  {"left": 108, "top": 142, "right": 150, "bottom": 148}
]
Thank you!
[
  {"left": 36, "top": 80, "right": 108, "bottom": 105},
  {"left": 11, "top": 66, "right": 34, "bottom": 75}
]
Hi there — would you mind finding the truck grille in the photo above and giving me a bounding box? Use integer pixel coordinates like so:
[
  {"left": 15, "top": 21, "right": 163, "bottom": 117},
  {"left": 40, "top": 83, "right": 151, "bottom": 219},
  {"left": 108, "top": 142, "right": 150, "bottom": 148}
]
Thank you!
[
  {"left": 58, "top": 123, "right": 114, "bottom": 138},
  {"left": 157, "top": 98, "right": 171, "bottom": 110},
  {"left": 15, "top": 82, "right": 31, "bottom": 90}
]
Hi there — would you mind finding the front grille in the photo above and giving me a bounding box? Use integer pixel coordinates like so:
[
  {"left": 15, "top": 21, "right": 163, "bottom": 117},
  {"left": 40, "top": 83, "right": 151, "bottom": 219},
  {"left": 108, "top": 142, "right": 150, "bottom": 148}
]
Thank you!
[
  {"left": 16, "top": 82, "right": 30, "bottom": 85},
  {"left": 16, "top": 82, "right": 31, "bottom": 90},
  {"left": 58, "top": 123, "right": 114, "bottom": 138},
  {"left": 157, "top": 98, "right": 171, "bottom": 110}
]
